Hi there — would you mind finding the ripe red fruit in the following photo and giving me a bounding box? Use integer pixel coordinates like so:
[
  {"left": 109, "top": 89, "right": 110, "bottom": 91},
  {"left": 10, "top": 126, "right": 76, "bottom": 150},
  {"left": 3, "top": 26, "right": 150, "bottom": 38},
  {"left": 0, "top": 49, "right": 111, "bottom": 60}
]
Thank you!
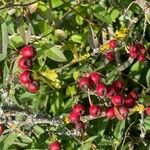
[
  {"left": 105, "top": 51, "right": 114, "bottom": 61},
  {"left": 105, "top": 107, "right": 115, "bottom": 119},
  {"left": 49, "top": 141, "right": 61, "bottom": 150},
  {"left": 119, "top": 106, "right": 129, "bottom": 119},
  {"left": 146, "top": 106, "right": 150, "bottom": 116},
  {"left": 112, "top": 80, "right": 124, "bottom": 91},
  {"left": 129, "top": 50, "right": 138, "bottom": 59},
  {"left": 136, "top": 43, "right": 147, "bottom": 54},
  {"left": 19, "top": 71, "right": 32, "bottom": 84},
  {"left": 27, "top": 80, "right": 40, "bottom": 93},
  {"left": 89, "top": 105, "right": 101, "bottom": 117},
  {"left": 89, "top": 72, "right": 101, "bottom": 85},
  {"left": 73, "top": 104, "right": 85, "bottom": 115},
  {"left": 0, "top": 124, "right": 4, "bottom": 135},
  {"left": 112, "top": 95, "right": 123, "bottom": 106},
  {"left": 109, "top": 39, "right": 118, "bottom": 49},
  {"left": 96, "top": 83, "right": 107, "bottom": 96},
  {"left": 20, "top": 45, "right": 36, "bottom": 58},
  {"left": 124, "top": 97, "right": 136, "bottom": 108},
  {"left": 106, "top": 85, "right": 116, "bottom": 98},
  {"left": 79, "top": 77, "right": 91, "bottom": 90},
  {"left": 129, "top": 44, "right": 138, "bottom": 52},
  {"left": 69, "top": 111, "right": 80, "bottom": 123},
  {"left": 18, "top": 57, "right": 32, "bottom": 70},
  {"left": 129, "top": 90, "right": 138, "bottom": 100},
  {"left": 138, "top": 53, "right": 146, "bottom": 62},
  {"left": 75, "top": 121, "right": 84, "bottom": 131}
]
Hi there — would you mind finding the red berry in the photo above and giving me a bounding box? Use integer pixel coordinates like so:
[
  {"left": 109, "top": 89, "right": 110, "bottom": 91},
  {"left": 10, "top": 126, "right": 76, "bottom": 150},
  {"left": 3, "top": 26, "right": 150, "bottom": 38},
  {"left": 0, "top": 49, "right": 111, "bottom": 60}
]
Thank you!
[
  {"left": 113, "top": 80, "right": 124, "bottom": 91},
  {"left": 20, "top": 45, "right": 36, "bottom": 58},
  {"left": 105, "top": 51, "right": 114, "bottom": 61},
  {"left": 129, "top": 44, "right": 138, "bottom": 52},
  {"left": 136, "top": 43, "right": 147, "bottom": 54},
  {"left": 18, "top": 57, "right": 32, "bottom": 70},
  {"left": 129, "top": 90, "right": 138, "bottom": 100},
  {"left": 79, "top": 77, "right": 91, "bottom": 90},
  {"left": 138, "top": 53, "right": 146, "bottom": 62},
  {"left": 49, "top": 141, "right": 61, "bottom": 150},
  {"left": 112, "top": 95, "right": 123, "bottom": 106},
  {"left": 27, "top": 80, "right": 40, "bottom": 93},
  {"left": 19, "top": 71, "right": 32, "bottom": 84},
  {"left": 129, "top": 50, "right": 138, "bottom": 59},
  {"left": 69, "top": 111, "right": 80, "bottom": 123},
  {"left": 105, "top": 107, "right": 115, "bottom": 119},
  {"left": 73, "top": 104, "right": 85, "bottom": 115},
  {"left": 89, "top": 105, "right": 101, "bottom": 117},
  {"left": 106, "top": 85, "right": 116, "bottom": 98},
  {"left": 146, "top": 106, "right": 150, "bottom": 116},
  {"left": 109, "top": 39, "right": 118, "bottom": 49},
  {"left": 89, "top": 72, "right": 101, "bottom": 85},
  {"left": 75, "top": 121, "right": 84, "bottom": 131},
  {"left": 0, "top": 124, "right": 4, "bottom": 135},
  {"left": 96, "top": 83, "right": 107, "bottom": 96},
  {"left": 124, "top": 97, "right": 136, "bottom": 108},
  {"left": 119, "top": 106, "right": 129, "bottom": 119}
]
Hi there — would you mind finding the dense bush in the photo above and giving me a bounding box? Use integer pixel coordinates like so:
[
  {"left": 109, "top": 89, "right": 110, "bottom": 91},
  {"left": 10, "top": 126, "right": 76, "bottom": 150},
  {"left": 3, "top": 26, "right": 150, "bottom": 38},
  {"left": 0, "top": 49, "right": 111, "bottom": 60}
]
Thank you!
[{"left": 0, "top": 0, "right": 150, "bottom": 149}]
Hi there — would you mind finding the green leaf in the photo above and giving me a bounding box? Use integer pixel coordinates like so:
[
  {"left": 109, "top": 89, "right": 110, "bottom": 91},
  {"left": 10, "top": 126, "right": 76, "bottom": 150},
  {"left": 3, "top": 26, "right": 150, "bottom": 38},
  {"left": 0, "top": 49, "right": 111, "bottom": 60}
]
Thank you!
[
  {"left": 70, "top": 35, "right": 82, "bottom": 43},
  {"left": 66, "top": 85, "right": 76, "bottom": 96},
  {"left": 18, "top": 134, "right": 33, "bottom": 144},
  {"left": 0, "top": 54, "right": 6, "bottom": 62},
  {"left": 75, "top": 15, "right": 84, "bottom": 25},
  {"left": 1, "top": 21, "right": 8, "bottom": 55},
  {"left": 2, "top": 132, "right": 18, "bottom": 150},
  {"left": 51, "top": 0, "right": 63, "bottom": 8},
  {"left": 114, "top": 120, "right": 125, "bottom": 140},
  {"left": 77, "top": 142, "right": 92, "bottom": 150},
  {"left": 44, "top": 47, "right": 67, "bottom": 62},
  {"left": 110, "top": 9, "right": 120, "bottom": 22},
  {"left": 84, "top": 136, "right": 97, "bottom": 143},
  {"left": 146, "top": 69, "right": 150, "bottom": 88}
]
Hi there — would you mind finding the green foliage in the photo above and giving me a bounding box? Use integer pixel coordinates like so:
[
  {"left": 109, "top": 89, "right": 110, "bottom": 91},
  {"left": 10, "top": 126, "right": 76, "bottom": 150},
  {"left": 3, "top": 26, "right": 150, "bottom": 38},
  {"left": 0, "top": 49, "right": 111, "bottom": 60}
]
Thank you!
[{"left": 0, "top": 0, "right": 150, "bottom": 149}]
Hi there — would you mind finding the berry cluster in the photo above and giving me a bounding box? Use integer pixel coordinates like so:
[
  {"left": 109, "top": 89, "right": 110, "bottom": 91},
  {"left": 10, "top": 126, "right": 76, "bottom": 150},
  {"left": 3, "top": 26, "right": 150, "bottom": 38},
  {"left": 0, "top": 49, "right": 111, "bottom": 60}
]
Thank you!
[
  {"left": 128, "top": 43, "right": 147, "bottom": 62},
  {"left": 77, "top": 72, "right": 140, "bottom": 120},
  {"left": 105, "top": 39, "right": 118, "bottom": 61},
  {"left": 18, "top": 45, "right": 40, "bottom": 93}
]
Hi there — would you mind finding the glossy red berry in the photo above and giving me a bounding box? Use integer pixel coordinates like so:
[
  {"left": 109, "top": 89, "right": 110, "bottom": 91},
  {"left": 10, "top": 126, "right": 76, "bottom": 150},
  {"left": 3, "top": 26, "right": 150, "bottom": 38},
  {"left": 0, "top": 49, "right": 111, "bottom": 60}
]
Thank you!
[
  {"left": 105, "top": 107, "right": 115, "bottom": 119},
  {"left": 138, "top": 53, "right": 146, "bottom": 62},
  {"left": 119, "top": 106, "right": 129, "bottom": 119},
  {"left": 136, "top": 43, "right": 147, "bottom": 54},
  {"left": 0, "top": 124, "right": 4, "bottom": 135},
  {"left": 106, "top": 85, "right": 116, "bottom": 98},
  {"left": 124, "top": 97, "right": 136, "bottom": 108},
  {"left": 129, "top": 44, "right": 138, "bottom": 52},
  {"left": 113, "top": 80, "right": 124, "bottom": 91},
  {"left": 19, "top": 71, "right": 32, "bottom": 84},
  {"left": 109, "top": 39, "right": 118, "bottom": 49},
  {"left": 129, "top": 50, "right": 138, "bottom": 59},
  {"left": 89, "top": 72, "right": 101, "bottom": 85},
  {"left": 89, "top": 105, "right": 101, "bottom": 117},
  {"left": 18, "top": 57, "right": 32, "bottom": 70},
  {"left": 79, "top": 77, "right": 91, "bottom": 90},
  {"left": 75, "top": 121, "right": 84, "bottom": 131},
  {"left": 96, "top": 83, "right": 107, "bottom": 96},
  {"left": 105, "top": 51, "right": 114, "bottom": 61},
  {"left": 73, "top": 104, "right": 85, "bottom": 115},
  {"left": 27, "top": 80, "right": 40, "bottom": 93},
  {"left": 20, "top": 45, "right": 36, "bottom": 58},
  {"left": 112, "top": 95, "right": 123, "bottom": 106},
  {"left": 69, "top": 111, "right": 80, "bottom": 123},
  {"left": 129, "top": 90, "right": 138, "bottom": 100},
  {"left": 49, "top": 141, "right": 61, "bottom": 150},
  {"left": 146, "top": 106, "right": 150, "bottom": 116}
]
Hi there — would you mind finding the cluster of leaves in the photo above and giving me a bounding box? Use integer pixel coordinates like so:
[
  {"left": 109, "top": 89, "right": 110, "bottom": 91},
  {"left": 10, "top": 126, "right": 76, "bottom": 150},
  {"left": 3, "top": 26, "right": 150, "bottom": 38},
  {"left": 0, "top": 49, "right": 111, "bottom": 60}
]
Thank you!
[{"left": 0, "top": 0, "right": 150, "bottom": 149}]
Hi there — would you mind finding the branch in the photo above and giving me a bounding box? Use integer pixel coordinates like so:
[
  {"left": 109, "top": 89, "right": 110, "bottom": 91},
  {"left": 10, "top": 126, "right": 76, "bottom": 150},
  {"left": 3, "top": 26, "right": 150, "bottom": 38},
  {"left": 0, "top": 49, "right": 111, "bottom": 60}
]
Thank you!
[{"left": 0, "top": 0, "right": 39, "bottom": 10}]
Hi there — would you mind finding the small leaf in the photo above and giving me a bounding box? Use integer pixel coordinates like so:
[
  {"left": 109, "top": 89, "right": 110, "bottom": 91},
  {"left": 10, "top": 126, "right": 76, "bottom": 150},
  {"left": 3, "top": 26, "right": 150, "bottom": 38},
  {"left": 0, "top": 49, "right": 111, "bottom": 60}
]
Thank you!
[
  {"left": 146, "top": 69, "right": 150, "bottom": 88},
  {"left": 0, "top": 54, "right": 6, "bottom": 62},
  {"left": 75, "top": 15, "right": 84, "bottom": 25},
  {"left": 84, "top": 136, "right": 97, "bottom": 143},
  {"left": 1, "top": 21, "right": 8, "bottom": 55},
  {"left": 110, "top": 9, "right": 120, "bottom": 22},
  {"left": 44, "top": 47, "right": 67, "bottom": 62},
  {"left": 70, "top": 35, "right": 82, "bottom": 43}
]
